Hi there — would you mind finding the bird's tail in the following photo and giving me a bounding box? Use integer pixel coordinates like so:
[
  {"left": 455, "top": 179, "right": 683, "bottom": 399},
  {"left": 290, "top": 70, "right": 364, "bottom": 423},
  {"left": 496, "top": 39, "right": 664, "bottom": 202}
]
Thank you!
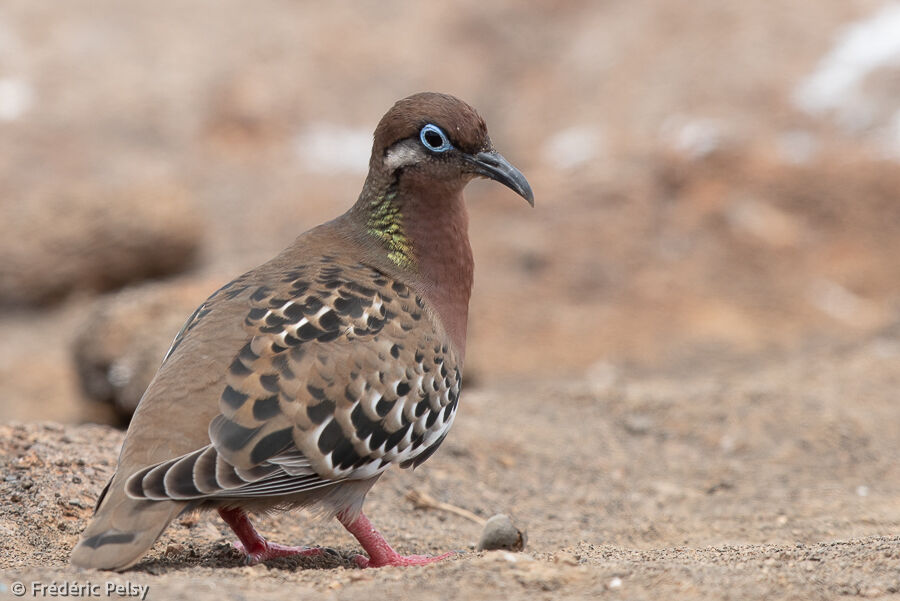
[{"left": 71, "top": 474, "right": 187, "bottom": 570}]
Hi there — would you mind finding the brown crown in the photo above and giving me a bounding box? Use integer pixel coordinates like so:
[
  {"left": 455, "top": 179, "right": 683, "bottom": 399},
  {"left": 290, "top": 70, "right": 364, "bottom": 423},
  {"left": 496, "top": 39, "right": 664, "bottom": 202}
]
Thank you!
[{"left": 372, "top": 92, "right": 490, "bottom": 160}]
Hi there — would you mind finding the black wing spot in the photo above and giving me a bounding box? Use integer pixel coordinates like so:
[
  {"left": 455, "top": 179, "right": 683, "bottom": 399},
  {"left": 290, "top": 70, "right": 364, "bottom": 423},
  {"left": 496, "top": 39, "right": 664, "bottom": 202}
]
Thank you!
[
  {"left": 252, "top": 394, "right": 281, "bottom": 421},
  {"left": 352, "top": 403, "right": 386, "bottom": 441},
  {"left": 369, "top": 424, "right": 389, "bottom": 450},
  {"left": 272, "top": 354, "right": 296, "bottom": 380},
  {"left": 250, "top": 287, "right": 271, "bottom": 302},
  {"left": 401, "top": 431, "right": 449, "bottom": 469},
  {"left": 265, "top": 313, "right": 290, "bottom": 328},
  {"left": 229, "top": 357, "right": 252, "bottom": 377},
  {"left": 258, "top": 323, "right": 285, "bottom": 335},
  {"left": 284, "top": 303, "right": 305, "bottom": 321},
  {"left": 333, "top": 439, "right": 363, "bottom": 470},
  {"left": 307, "top": 385, "right": 327, "bottom": 400},
  {"left": 385, "top": 423, "right": 411, "bottom": 451},
  {"left": 307, "top": 398, "right": 335, "bottom": 425},
  {"left": 415, "top": 398, "right": 431, "bottom": 417},
  {"left": 319, "top": 310, "right": 340, "bottom": 331},
  {"left": 238, "top": 343, "right": 259, "bottom": 364},
  {"left": 250, "top": 427, "right": 294, "bottom": 465},
  {"left": 298, "top": 322, "right": 325, "bottom": 342},
  {"left": 390, "top": 344, "right": 401, "bottom": 359},
  {"left": 222, "top": 385, "right": 249, "bottom": 410},
  {"left": 346, "top": 282, "right": 376, "bottom": 297},
  {"left": 216, "top": 419, "right": 262, "bottom": 452},
  {"left": 375, "top": 398, "right": 395, "bottom": 417},
  {"left": 344, "top": 384, "right": 358, "bottom": 403},
  {"left": 247, "top": 307, "right": 267, "bottom": 321},
  {"left": 317, "top": 419, "right": 344, "bottom": 454},
  {"left": 425, "top": 410, "right": 439, "bottom": 428},
  {"left": 334, "top": 296, "right": 366, "bottom": 318},
  {"left": 303, "top": 296, "right": 324, "bottom": 314},
  {"left": 396, "top": 382, "right": 411, "bottom": 397},
  {"left": 259, "top": 374, "right": 280, "bottom": 393}
]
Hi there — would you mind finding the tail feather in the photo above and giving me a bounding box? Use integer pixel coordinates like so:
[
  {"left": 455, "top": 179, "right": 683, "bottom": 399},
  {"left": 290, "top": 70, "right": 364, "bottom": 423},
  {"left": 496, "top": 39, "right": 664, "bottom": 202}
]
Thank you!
[{"left": 71, "top": 478, "right": 186, "bottom": 571}]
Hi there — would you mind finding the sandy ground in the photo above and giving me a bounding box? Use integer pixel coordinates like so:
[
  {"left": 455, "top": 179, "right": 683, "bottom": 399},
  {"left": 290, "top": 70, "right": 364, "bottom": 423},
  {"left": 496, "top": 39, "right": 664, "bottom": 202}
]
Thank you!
[
  {"left": 2, "top": 1, "right": 900, "bottom": 599},
  {"left": 2, "top": 334, "right": 899, "bottom": 600}
]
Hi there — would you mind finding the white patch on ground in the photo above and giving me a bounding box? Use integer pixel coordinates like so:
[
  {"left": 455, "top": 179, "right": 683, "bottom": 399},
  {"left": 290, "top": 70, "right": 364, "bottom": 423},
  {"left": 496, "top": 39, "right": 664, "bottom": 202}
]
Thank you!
[
  {"left": 293, "top": 122, "right": 371, "bottom": 174},
  {"left": 793, "top": 2, "right": 900, "bottom": 153},
  {"left": 541, "top": 125, "right": 602, "bottom": 170},
  {"left": 0, "top": 77, "right": 33, "bottom": 121},
  {"left": 659, "top": 116, "right": 727, "bottom": 159},
  {"left": 807, "top": 278, "right": 875, "bottom": 324}
]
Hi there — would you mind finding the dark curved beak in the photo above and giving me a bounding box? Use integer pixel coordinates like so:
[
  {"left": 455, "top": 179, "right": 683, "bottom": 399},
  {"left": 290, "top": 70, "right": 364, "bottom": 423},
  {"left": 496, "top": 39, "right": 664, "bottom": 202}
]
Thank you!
[{"left": 467, "top": 150, "right": 534, "bottom": 206}]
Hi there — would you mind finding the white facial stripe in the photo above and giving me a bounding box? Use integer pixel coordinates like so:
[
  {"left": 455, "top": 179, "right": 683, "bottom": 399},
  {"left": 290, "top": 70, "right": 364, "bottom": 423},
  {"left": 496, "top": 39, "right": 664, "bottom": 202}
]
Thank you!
[{"left": 384, "top": 140, "right": 423, "bottom": 170}]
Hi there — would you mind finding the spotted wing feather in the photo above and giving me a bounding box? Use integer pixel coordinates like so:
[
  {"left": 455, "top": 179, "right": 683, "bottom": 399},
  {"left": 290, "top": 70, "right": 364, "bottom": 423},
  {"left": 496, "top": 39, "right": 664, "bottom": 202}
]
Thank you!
[{"left": 126, "top": 259, "right": 460, "bottom": 503}]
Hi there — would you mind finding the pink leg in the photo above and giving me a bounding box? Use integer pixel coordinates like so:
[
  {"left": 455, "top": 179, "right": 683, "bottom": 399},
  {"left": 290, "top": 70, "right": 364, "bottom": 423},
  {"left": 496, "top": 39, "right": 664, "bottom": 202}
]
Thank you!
[
  {"left": 218, "top": 507, "right": 325, "bottom": 564},
  {"left": 337, "top": 510, "right": 454, "bottom": 568}
]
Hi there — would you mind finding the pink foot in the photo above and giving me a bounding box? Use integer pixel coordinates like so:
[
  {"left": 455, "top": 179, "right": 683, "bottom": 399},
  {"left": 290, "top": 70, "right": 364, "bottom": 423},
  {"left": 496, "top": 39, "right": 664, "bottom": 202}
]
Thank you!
[
  {"left": 338, "top": 510, "right": 455, "bottom": 569},
  {"left": 232, "top": 539, "right": 326, "bottom": 564},
  {"left": 355, "top": 550, "right": 455, "bottom": 569},
  {"left": 218, "top": 507, "right": 325, "bottom": 565}
]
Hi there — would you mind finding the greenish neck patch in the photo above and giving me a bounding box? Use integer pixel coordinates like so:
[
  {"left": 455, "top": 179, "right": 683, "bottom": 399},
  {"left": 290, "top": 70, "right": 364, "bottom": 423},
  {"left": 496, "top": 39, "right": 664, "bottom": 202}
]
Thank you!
[{"left": 366, "top": 188, "right": 415, "bottom": 269}]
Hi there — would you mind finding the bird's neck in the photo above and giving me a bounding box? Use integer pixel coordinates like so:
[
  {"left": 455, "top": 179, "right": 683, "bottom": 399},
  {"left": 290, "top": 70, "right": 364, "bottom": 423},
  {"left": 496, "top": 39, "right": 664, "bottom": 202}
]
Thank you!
[{"left": 351, "top": 172, "right": 474, "bottom": 358}]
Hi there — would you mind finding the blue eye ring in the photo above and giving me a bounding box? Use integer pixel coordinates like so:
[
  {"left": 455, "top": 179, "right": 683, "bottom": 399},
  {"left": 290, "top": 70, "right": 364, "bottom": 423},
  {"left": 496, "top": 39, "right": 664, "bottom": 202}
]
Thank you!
[{"left": 419, "top": 123, "right": 452, "bottom": 153}]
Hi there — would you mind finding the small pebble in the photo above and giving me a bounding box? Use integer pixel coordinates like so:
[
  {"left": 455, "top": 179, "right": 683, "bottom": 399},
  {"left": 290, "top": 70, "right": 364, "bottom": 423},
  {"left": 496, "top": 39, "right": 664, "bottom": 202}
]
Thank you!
[
  {"left": 165, "top": 543, "right": 184, "bottom": 557},
  {"left": 478, "top": 514, "right": 526, "bottom": 552}
]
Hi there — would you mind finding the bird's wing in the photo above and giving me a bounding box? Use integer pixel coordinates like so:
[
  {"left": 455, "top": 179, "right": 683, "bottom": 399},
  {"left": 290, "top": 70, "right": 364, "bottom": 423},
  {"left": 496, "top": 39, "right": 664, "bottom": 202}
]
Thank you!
[{"left": 125, "top": 259, "right": 460, "bottom": 502}]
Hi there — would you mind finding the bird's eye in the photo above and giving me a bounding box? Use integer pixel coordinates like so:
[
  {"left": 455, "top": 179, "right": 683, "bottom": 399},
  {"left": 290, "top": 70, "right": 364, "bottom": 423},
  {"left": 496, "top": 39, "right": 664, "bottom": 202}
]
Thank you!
[{"left": 419, "top": 124, "right": 452, "bottom": 153}]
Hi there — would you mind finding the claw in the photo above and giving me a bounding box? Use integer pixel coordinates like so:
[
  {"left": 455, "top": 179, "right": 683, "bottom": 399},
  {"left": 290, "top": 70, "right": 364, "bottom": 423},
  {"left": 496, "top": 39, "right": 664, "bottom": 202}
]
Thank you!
[
  {"left": 232, "top": 540, "right": 325, "bottom": 565},
  {"left": 360, "top": 550, "right": 455, "bottom": 569},
  {"left": 338, "top": 510, "right": 455, "bottom": 569}
]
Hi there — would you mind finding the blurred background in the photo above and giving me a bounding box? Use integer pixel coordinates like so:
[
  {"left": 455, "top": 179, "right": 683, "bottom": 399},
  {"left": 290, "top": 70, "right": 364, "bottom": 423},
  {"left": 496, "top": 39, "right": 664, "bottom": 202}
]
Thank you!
[{"left": 1, "top": 0, "right": 899, "bottom": 426}]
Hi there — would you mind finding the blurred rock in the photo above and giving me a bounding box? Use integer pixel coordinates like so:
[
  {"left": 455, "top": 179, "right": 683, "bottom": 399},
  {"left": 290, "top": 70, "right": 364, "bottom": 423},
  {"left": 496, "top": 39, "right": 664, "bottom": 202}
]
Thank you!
[
  {"left": 0, "top": 180, "right": 203, "bottom": 306},
  {"left": 72, "top": 279, "right": 214, "bottom": 422},
  {"left": 478, "top": 514, "right": 526, "bottom": 552}
]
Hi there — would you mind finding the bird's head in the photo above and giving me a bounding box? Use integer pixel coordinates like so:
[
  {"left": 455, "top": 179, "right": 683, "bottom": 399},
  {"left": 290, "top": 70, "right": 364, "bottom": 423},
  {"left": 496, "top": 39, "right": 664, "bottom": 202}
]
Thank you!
[{"left": 370, "top": 92, "right": 533, "bottom": 205}]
